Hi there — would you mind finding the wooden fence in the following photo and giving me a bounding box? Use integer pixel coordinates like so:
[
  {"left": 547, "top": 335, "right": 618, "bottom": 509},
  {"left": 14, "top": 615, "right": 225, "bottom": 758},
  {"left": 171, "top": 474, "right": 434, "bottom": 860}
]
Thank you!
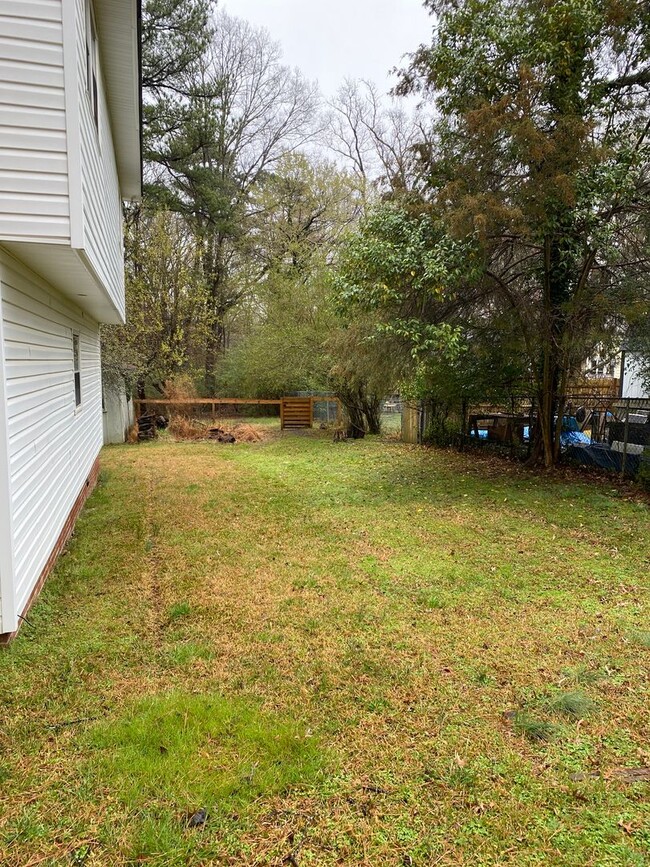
[
  {"left": 280, "top": 397, "right": 312, "bottom": 429},
  {"left": 134, "top": 397, "right": 280, "bottom": 423},
  {"left": 134, "top": 396, "right": 341, "bottom": 431}
]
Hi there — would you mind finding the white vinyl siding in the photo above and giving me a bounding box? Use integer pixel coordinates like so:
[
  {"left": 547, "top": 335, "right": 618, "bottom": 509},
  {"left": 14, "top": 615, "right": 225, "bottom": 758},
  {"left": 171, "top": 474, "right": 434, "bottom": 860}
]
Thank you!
[
  {"left": 0, "top": 0, "right": 70, "bottom": 242},
  {"left": 75, "top": 0, "right": 125, "bottom": 318},
  {"left": 0, "top": 250, "right": 102, "bottom": 618}
]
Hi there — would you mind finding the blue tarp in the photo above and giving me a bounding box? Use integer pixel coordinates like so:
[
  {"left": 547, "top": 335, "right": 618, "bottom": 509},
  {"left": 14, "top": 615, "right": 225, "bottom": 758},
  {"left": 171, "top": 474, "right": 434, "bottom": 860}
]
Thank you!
[
  {"left": 564, "top": 443, "right": 648, "bottom": 477},
  {"left": 561, "top": 430, "right": 591, "bottom": 447}
]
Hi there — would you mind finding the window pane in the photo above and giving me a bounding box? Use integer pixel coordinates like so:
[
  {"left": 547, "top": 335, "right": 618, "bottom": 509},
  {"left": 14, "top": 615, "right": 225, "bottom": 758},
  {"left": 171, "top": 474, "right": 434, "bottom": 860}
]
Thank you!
[{"left": 73, "top": 334, "right": 81, "bottom": 406}]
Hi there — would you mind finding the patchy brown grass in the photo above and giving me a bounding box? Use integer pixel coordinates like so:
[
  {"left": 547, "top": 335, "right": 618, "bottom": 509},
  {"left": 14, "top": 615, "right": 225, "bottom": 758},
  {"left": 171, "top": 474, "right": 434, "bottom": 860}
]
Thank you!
[{"left": 1, "top": 435, "right": 649, "bottom": 866}]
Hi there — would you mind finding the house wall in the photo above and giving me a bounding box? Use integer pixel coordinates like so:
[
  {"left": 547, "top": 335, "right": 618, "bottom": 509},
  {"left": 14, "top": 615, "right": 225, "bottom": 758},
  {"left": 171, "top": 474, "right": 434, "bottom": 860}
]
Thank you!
[
  {"left": 0, "top": 0, "right": 125, "bottom": 319},
  {"left": 0, "top": 249, "right": 102, "bottom": 631},
  {"left": 0, "top": 0, "right": 70, "bottom": 243},
  {"left": 621, "top": 353, "right": 649, "bottom": 400},
  {"left": 0, "top": 285, "right": 15, "bottom": 634},
  {"left": 73, "top": 0, "right": 125, "bottom": 318}
]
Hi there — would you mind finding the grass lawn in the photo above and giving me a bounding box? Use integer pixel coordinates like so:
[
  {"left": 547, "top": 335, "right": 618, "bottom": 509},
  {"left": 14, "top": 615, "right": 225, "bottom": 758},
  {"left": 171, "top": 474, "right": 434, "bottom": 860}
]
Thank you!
[{"left": 1, "top": 430, "right": 649, "bottom": 865}]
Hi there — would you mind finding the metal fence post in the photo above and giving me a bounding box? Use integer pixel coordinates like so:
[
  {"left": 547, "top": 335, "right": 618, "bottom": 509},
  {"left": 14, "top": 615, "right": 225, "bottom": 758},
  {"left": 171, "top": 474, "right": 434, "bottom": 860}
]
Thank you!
[{"left": 621, "top": 398, "right": 630, "bottom": 478}]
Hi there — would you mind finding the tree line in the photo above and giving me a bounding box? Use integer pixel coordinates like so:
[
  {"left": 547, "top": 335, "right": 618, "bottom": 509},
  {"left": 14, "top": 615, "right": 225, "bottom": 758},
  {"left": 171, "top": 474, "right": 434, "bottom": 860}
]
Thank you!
[{"left": 103, "top": 0, "right": 650, "bottom": 464}]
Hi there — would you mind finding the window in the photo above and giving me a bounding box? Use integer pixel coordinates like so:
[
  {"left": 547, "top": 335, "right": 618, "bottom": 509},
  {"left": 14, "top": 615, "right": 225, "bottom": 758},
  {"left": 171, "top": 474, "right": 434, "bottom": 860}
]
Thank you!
[
  {"left": 73, "top": 333, "right": 81, "bottom": 408},
  {"left": 85, "top": 0, "right": 98, "bottom": 128}
]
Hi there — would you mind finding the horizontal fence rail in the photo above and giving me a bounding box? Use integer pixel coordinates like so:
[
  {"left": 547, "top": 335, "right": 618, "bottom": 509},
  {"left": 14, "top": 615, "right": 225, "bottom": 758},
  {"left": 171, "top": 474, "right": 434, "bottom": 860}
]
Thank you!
[{"left": 134, "top": 396, "right": 342, "bottom": 431}]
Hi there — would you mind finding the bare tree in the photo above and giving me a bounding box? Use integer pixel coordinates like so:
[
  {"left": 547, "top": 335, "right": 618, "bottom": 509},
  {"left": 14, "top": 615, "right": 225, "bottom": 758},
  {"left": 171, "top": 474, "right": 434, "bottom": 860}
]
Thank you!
[
  {"left": 325, "top": 79, "right": 426, "bottom": 196},
  {"left": 148, "top": 12, "right": 321, "bottom": 390}
]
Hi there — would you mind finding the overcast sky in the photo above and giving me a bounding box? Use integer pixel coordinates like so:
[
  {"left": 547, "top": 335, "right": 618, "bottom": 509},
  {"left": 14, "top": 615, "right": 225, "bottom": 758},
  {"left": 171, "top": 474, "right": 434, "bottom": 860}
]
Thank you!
[{"left": 221, "top": 0, "right": 433, "bottom": 98}]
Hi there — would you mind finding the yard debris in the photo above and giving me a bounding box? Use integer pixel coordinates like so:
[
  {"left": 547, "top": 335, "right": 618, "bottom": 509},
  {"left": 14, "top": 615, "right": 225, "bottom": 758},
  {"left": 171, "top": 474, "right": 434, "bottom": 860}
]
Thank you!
[
  {"left": 230, "top": 423, "right": 266, "bottom": 443},
  {"left": 570, "top": 767, "right": 650, "bottom": 784},
  {"left": 167, "top": 416, "right": 270, "bottom": 443},
  {"left": 132, "top": 413, "right": 168, "bottom": 442},
  {"left": 136, "top": 414, "right": 158, "bottom": 440},
  {"left": 168, "top": 415, "right": 207, "bottom": 440},
  {"left": 187, "top": 807, "right": 208, "bottom": 828},
  {"left": 208, "top": 427, "right": 236, "bottom": 443}
]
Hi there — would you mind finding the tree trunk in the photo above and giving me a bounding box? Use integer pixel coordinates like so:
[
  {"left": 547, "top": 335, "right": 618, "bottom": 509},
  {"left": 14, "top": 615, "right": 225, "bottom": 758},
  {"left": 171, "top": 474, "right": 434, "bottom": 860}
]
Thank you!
[
  {"left": 532, "top": 231, "right": 573, "bottom": 468},
  {"left": 203, "top": 232, "right": 227, "bottom": 394},
  {"left": 336, "top": 383, "right": 367, "bottom": 438},
  {"left": 345, "top": 405, "right": 366, "bottom": 438},
  {"left": 204, "top": 319, "right": 226, "bottom": 395},
  {"left": 362, "top": 394, "right": 382, "bottom": 434}
]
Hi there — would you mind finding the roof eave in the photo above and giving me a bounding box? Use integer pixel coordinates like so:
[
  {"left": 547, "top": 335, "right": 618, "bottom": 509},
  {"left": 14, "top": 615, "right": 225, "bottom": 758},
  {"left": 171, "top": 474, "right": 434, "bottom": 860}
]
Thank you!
[{"left": 94, "top": 0, "right": 142, "bottom": 200}]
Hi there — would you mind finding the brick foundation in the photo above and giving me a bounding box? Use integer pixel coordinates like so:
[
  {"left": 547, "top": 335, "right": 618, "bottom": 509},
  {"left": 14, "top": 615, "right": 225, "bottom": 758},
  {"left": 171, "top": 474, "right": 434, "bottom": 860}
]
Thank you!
[{"left": 0, "top": 456, "right": 100, "bottom": 644}]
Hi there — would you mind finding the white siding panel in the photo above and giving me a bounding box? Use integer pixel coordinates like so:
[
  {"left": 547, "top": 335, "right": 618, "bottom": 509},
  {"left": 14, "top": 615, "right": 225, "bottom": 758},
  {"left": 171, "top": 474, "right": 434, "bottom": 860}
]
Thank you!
[
  {"left": 0, "top": 2, "right": 62, "bottom": 23},
  {"left": 0, "top": 59, "right": 64, "bottom": 90},
  {"left": 0, "top": 170, "right": 68, "bottom": 196},
  {"left": 0, "top": 1, "right": 70, "bottom": 244},
  {"left": 0, "top": 105, "right": 67, "bottom": 130},
  {"left": 0, "top": 149, "right": 67, "bottom": 173},
  {"left": 0, "top": 216, "right": 69, "bottom": 240},
  {"left": 0, "top": 193, "right": 68, "bottom": 216},
  {"left": 0, "top": 17, "right": 62, "bottom": 43},
  {"left": 75, "top": 0, "right": 124, "bottom": 317},
  {"left": 0, "top": 251, "right": 102, "bottom": 617},
  {"left": 0, "top": 39, "right": 63, "bottom": 67},
  {"left": 0, "top": 81, "right": 66, "bottom": 111},
  {"left": 1, "top": 127, "right": 67, "bottom": 153}
]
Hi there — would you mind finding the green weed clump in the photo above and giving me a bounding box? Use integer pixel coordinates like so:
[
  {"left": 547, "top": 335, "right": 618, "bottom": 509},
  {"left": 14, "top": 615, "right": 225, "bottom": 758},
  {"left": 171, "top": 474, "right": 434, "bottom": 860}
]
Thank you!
[
  {"left": 168, "top": 601, "right": 191, "bottom": 620},
  {"left": 548, "top": 690, "right": 596, "bottom": 719},
  {"left": 513, "top": 713, "right": 557, "bottom": 743}
]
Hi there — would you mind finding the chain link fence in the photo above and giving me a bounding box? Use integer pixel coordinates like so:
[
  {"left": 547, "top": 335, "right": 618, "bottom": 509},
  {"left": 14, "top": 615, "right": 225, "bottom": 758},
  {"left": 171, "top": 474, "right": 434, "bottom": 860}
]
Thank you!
[{"left": 401, "top": 394, "right": 650, "bottom": 481}]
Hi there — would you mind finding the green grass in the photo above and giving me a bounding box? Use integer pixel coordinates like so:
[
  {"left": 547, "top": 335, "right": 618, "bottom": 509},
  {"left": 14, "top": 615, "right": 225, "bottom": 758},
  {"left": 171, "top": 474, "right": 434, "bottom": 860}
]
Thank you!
[
  {"left": 512, "top": 712, "right": 558, "bottom": 742},
  {"left": 548, "top": 690, "right": 597, "bottom": 719},
  {"left": 1, "top": 429, "right": 649, "bottom": 865},
  {"left": 81, "top": 692, "right": 324, "bottom": 863},
  {"left": 167, "top": 601, "right": 191, "bottom": 620}
]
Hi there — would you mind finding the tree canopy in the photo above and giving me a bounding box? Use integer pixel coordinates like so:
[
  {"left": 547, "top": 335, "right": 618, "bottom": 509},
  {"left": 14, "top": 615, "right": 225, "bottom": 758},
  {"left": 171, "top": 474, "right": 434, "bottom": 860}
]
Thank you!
[
  {"left": 104, "top": 0, "right": 650, "bottom": 455},
  {"left": 336, "top": 0, "right": 650, "bottom": 463}
]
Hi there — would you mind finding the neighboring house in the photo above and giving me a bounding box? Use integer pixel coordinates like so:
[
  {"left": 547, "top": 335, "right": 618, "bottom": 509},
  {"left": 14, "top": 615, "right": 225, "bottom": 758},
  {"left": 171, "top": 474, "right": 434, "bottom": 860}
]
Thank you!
[
  {"left": 582, "top": 346, "right": 650, "bottom": 399},
  {"left": 582, "top": 348, "right": 621, "bottom": 381},
  {"left": 619, "top": 351, "right": 650, "bottom": 400},
  {"left": 0, "top": 0, "right": 141, "bottom": 640}
]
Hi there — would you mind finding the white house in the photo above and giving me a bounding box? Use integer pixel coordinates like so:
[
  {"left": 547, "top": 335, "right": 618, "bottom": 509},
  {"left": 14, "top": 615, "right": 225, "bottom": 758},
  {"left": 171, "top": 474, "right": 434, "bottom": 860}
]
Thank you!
[
  {"left": 620, "top": 351, "right": 649, "bottom": 400},
  {"left": 0, "top": 0, "right": 141, "bottom": 640}
]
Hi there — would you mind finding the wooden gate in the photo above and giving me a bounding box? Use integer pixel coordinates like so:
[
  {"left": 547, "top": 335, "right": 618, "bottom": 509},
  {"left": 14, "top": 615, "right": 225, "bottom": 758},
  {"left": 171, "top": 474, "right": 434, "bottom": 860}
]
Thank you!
[{"left": 281, "top": 397, "right": 312, "bottom": 430}]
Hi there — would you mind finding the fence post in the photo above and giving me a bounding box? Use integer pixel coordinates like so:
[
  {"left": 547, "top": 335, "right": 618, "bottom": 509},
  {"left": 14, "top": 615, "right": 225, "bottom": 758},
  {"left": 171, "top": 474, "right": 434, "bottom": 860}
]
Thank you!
[{"left": 621, "top": 398, "right": 630, "bottom": 478}]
